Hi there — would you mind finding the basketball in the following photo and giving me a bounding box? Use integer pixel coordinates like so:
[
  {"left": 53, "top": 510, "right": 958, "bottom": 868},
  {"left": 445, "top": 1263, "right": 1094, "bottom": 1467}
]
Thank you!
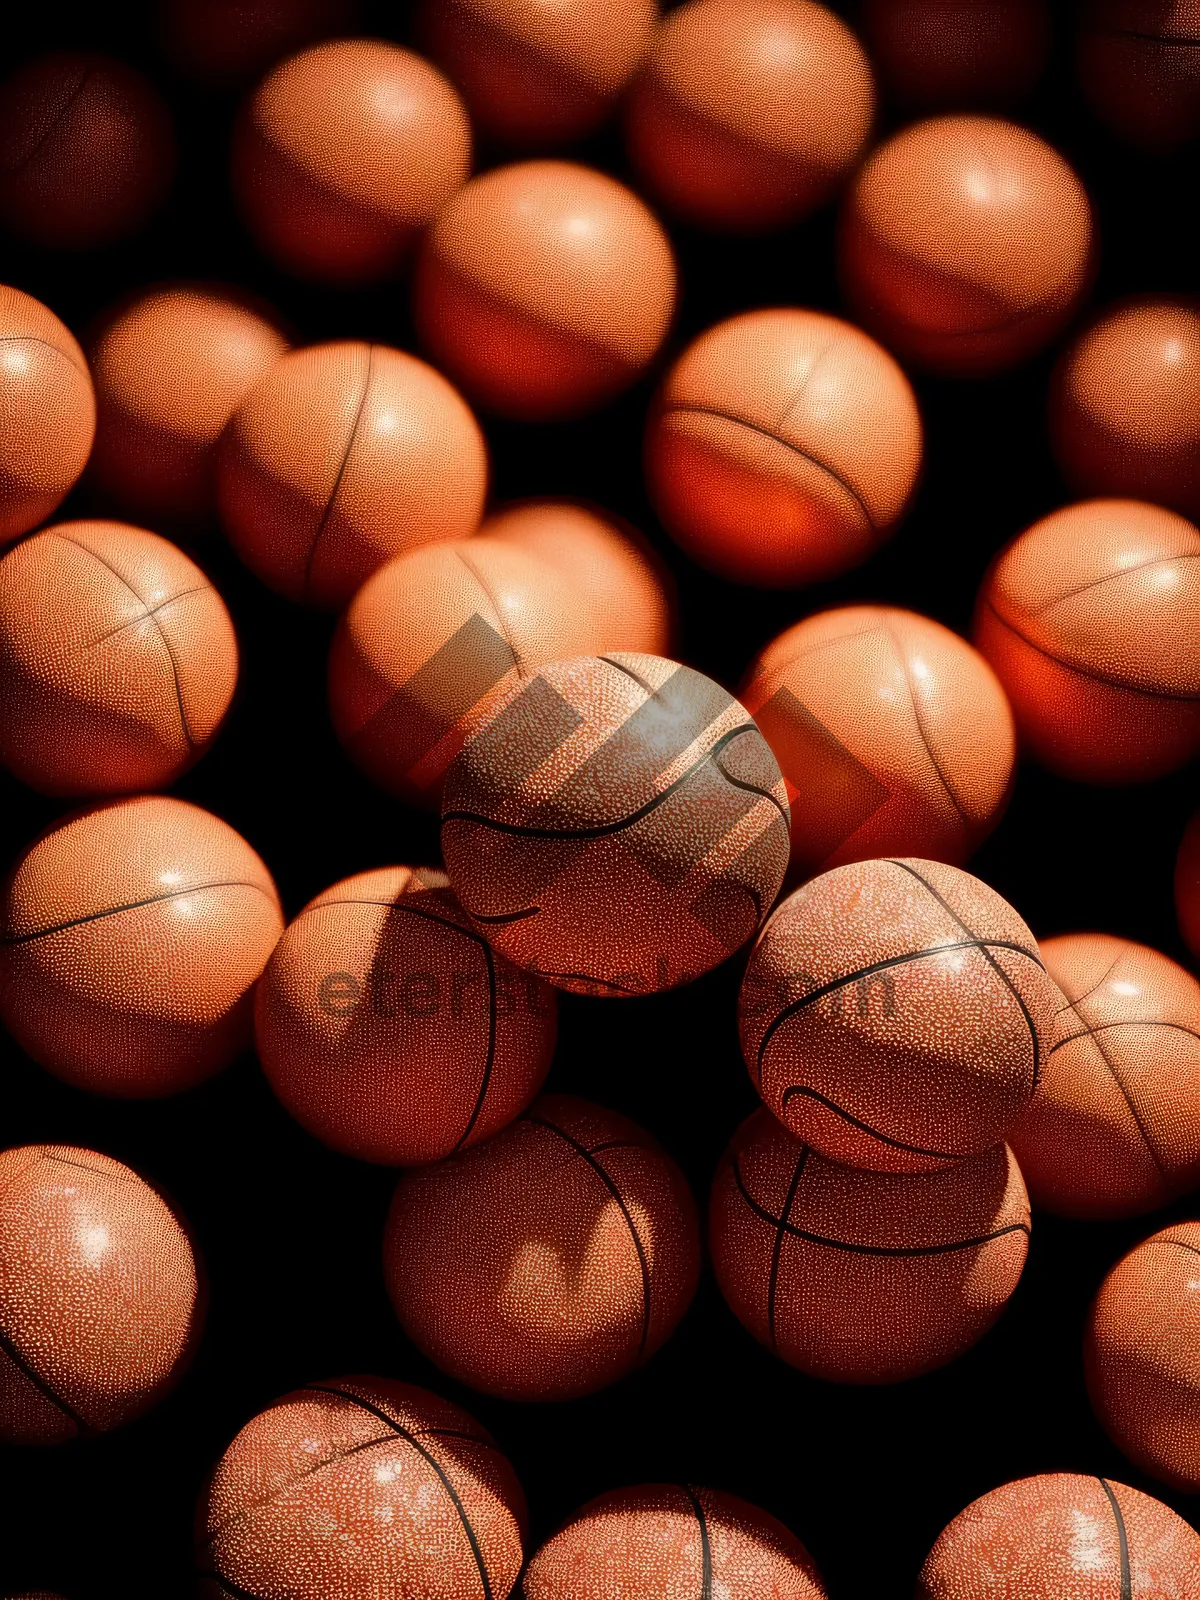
[
  {"left": 383, "top": 1094, "right": 700, "bottom": 1399},
  {"left": 974, "top": 499, "right": 1200, "bottom": 783},
  {"left": 217, "top": 341, "right": 487, "bottom": 608},
  {"left": 1176, "top": 807, "right": 1200, "bottom": 960},
  {"left": 0, "top": 796, "right": 283, "bottom": 1097},
  {"left": 1086, "top": 1222, "right": 1200, "bottom": 1491},
  {"left": 861, "top": 0, "right": 1051, "bottom": 108},
  {"left": 740, "top": 857, "right": 1054, "bottom": 1172},
  {"left": 624, "top": 0, "right": 874, "bottom": 232},
  {"left": 0, "top": 1144, "right": 200, "bottom": 1444},
  {"left": 441, "top": 652, "right": 790, "bottom": 996},
  {"left": 711, "top": 1109, "right": 1030, "bottom": 1382},
  {"left": 523, "top": 1483, "right": 827, "bottom": 1600},
  {"left": 197, "top": 1376, "right": 526, "bottom": 1600},
  {"left": 0, "top": 284, "right": 95, "bottom": 546},
  {"left": 89, "top": 283, "right": 289, "bottom": 525},
  {"left": 160, "top": 0, "right": 361, "bottom": 87},
  {"left": 255, "top": 865, "right": 557, "bottom": 1164},
  {"left": 232, "top": 39, "right": 471, "bottom": 283},
  {"left": 1077, "top": 2, "right": 1200, "bottom": 152},
  {"left": 414, "top": 160, "right": 677, "bottom": 420},
  {"left": 839, "top": 115, "right": 1094, "bottom": 375},
  {"left": 917, "top": 1473, "right": 1200, "bottom": 1599},
  {"left": 741, "top": 606, "right": 1015, "bottom": 879},
  {"left": 0, "top": 53, "right": 174, "bottom": 250}
]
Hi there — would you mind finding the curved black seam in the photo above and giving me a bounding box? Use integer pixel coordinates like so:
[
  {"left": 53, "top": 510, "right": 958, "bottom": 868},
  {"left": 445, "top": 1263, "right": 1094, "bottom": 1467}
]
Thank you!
[
  {"left": 0, "top": 1326, "right": 86, "bottom": 1431},
  {"left": 680, "top": 1486, "right": 713, "bottom": 1600},
  {"left": 86, "top": 585, "right": 208, "bottom": 650},
  {"left": 0, "top": 333, "right": 89, "bottom": 377},
  {"left": 1155, "top": 1237, "right": 1200, "bottom": 1260},
  {"left": 460, "top": 904, "right": 541, "bottom": 925},
  {"left": 883, "top": 615, "right": 971, "bottom": 831},
  {"left": 1032, "top": 551, "right": 1200, "bottom": 615},
  {"left": 600, "top": 655, "right": 656, "bottom": 692},
  {"left": 983, "top": 599, "right": 1200, "bottom": 704},
  {"left": 711, "top": 748, "right": 790, "bottom": 827},
  {"left": 302, "top": 346, "right": 374, "bottom": 601},
  {"left": 531, "top": 968, "right": 641, "bottom": 993},
  {"left": 1067, "top": 998, "right": 1170, "bottom": 1191},
  {"left": 200, "top": 1571, "right": 264, "bottom": 1600},
  {"left": 1098, "top": 1479, "right": 1132, "bottom": 1600},
  {"left": 202, "top": 1433, "right": 406, "bottom": 1542},
  {"left": 1054, "top": 954, "right": 1123, "bottom": 1015},
  {"left": 2, "top": 880, "right": 277, "bottom": 946},
  {"left": 1103, "top": 26, "right": 1200, "bottom": 46},
  {"left": 767, "top": 1150, "right": 808, "bottom": 1349},
  {"left": 1052, "top": 1019, "right": 1200, "bottom": 1050},
  {"left": 780, "top": 1085, "right": 964, "bottom": 1160},
  {"left": 36, "top": 1149, "right": 140, "bottom": 1184},
  {"left": 4, "top": 66, "right": 94, "bottom": 175}
]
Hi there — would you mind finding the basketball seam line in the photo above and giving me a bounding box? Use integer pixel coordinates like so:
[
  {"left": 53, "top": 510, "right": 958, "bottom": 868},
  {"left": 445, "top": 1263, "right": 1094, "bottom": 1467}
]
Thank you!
[
  {"left": 883, "top": 615, "right": 972, "bottom": 831},
  {"left": 0, "top": 1325, "right": 87, "bottom": 1432},
  {"left": 1156, "top": 1238, "right": 1200, "bottom": 1260},
  {"left": 1052, "top": 1019, "right": 1200, "bottom": 1051},
  {"left": 302, "top": 345, "right": 374, "bottom": 602},
  {"left": 1104, "top": 26, "right": 1200, "bottom": 46},
  {"left": 982, "top": 598, "right": 1200, "bottom": 703},
  {"left": 600, "top": 655, "right": 656, "bottom": 692},
  {"left": 1098, "top": 1479, "right": 1132, "bottom": 1600},
  {"left": 1065, "top": 992, "right": 1171, "bottom": 1191},
  {"left": 0, "top": 333, "right": 90, "bottom": 378},
  {"left": 199, "top": 1568, "right": 263, "bottom": 1600},
  {"left": 201, "top": 1433, "right": 408, "bottom": 1542},
  {"left": 34, "top": 1148, "right": 140, "bottom": 1184},
  {"left": 85, "top": 584, "right": 209, "bottom": 650},
  {"left": 533, "top": 968, "right": 641, "bottom": 993},
  {"left": 780, "top": 1085, "right": 965, "bottom": 1160},
  {"left": 711, "top": 746, "right": 790, "bottom": 828},
  {"left": 2, "top": 879, "right": 277, "bottom": 945},
  {"left": 1054, "top": 956, "right": 1123, "bottom": 1015},
  {"left": 680, "top": 1485, "right": 713, "bottom": 1600},
  {"left": 1030, "top": 551, "right": 1200, "bottom": 616},
  {"left": 4, "top": 65, "right": 95, "bottom": 176},
  {"left": 744, "top": 625, "right": 888, "bottom": 692},
  {"left": 454, "top": 548, "right": 519, "bottom": 663},
  {"left": 767, "top": 1150, "right": 809, "bottom": 1349}
]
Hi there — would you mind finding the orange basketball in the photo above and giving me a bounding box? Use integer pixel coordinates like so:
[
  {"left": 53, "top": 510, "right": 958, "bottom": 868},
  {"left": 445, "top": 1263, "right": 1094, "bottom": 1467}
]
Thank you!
[
  {"left": 645, "top": 309, "right": 922, "bottom": 587},
  {"left": 711, "top": 1109, "right": 1030, "bottom": 1382},
  {"left": 232, "top": 39, "right": 471, "bottom": 283},
  {"left": 217, "top": 341, "right": 487, "bottom": 609},
  {"left": 1086, "top": 1222, "right": 1200, "bottom": 1491},
  {"left": 839, "top": 115, "right": 1094, "bottom": 376},
  {"left": 974, "top": 499, "right": 1200, "bottom": 783},
  {"left": 741, "top": 606, "right": 1014, "bottom": 878},
  {"left": 441, "top": 653, "right": 790, "bottom": 996},
  {"left": 0, "top": 1144, "right": 200, "bottom": 1444},
  {"left": 523, "top": 1484, "right": 827, "bottom": 1600},
  {"left": 89, "top": 284, "right": 289, "bottom": 525},
  {"left": 861, "top": 0, "right": 1051, "bottom": 109},
  {"left": 1077, "top": 3, "right": 1200, "bottom": 153},
  {"left": 1010, "top": 934, "right": 1200, "bottom": 1220},
  {"left": 383, "top": 1094, "right": 700, "bottom": 1400},
  {"left": 0, "top": 53, "right": 174, "bottom": 250},
  {"left": 917, "top": 1473, "right": 1200, "bottom": 1600},
  {"left": 1176, "top": 808, "right": 1200, "bottom": 961},
  {"left": 740, "top": 858, "right": 1054, "bottom": 1172},
  {"left": 0, "top": 796, "right": 283, "bottom": 1097},
  {"left": 197, "top": 1377, "right": 526, "bottom": 1600},
  {"left": 160, "top": 0, "right": 361, "bottom": 87},
  {"left": 414, "top": 160, "right": 677, "bottom": 420},
  {"left": 255, "top": 865, "right": 557, "bottom": 1164},
  {"left": 0, "top": 284, "right": 95, "bottom": 545},
  {"left": 0, "top": 521, "right": 238, "bottom": 796}
]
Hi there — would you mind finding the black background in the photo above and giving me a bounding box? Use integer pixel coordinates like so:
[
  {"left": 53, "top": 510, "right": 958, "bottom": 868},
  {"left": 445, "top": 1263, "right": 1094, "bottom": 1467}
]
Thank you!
[{"left": 2, "top": 3, "right": 1199, "bottom": 1596}]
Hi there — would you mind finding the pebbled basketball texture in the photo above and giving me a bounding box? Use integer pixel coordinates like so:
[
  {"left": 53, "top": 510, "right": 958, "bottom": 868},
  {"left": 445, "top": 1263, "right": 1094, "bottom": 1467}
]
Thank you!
[
  {"left": 1077, "top": 1, "right": 1200, "bottom": 153},
  {"left": 383, "top": 1094, "right": 701, "bottom": 1400},
  {"left": 862, "top": 0, "right": 1051, "bottom": 109},
  {"left": 441, "top": 652, "right": 790, "bottom": 996},
  {"left": 0, "top": 1144, "right": 200, "bottom": 1445}
]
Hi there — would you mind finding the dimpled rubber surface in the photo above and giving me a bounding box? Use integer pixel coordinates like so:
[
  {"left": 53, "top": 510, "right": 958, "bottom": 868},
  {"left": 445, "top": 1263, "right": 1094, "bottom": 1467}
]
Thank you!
[
  {"left": 710, "top": 1108, "right": 1030, "bottom": 1383},
  {"left": 838, "top": 114, "right": 1094, "bottom": 376},
  {"left": 0, "top": 795, "right": 283, "bottom": 1097},
  {"left": 1077, "top": 1, "right": 1200, "bottom": 153},
  {"left": 917, "top": 1472, "right": 1200, "bottom": 1599},
  {"left": 255, "top": 864, "right": 557, "bottom": 1164},
  {"left": 522, "top": 1482, "right": 828, "bottom": 1600},
  {"left": 197, "top": 1376, "right": 526, "bottom": 1600},
  {"left": 414, "top": 160, "right": 677, "bottom": 420},
  {"left": 0, "top": 1144, "right": 199, "bottom": 1444},
  {"left": 645, "top": 308, "right": 922, "bottom": 587},
  {"left": 0, "top": 520, "right": 238, "bottom": 796},
  {"left": 160, "top": 0, "right": 362, "bottom": 88},
  {"left": 383, "top": 1094, "right": 701, "bottom": 1400},
  {"left": 740, "top": 858, "right": 1053, "bottom": 1172},
  {"left": 862, "top": 0, "right": 1051, "bottom": 109},
  {"left": 1010, "top": 934, "right": 1200, "bottom": 1219},
  {"left": 741, "top": 605, "right": 1015, "bottom": 879},
  {"left": 0, "top": 283, "right": 95, "bottom": 545},
  {"left": 218, "top": 340, "right": 487, "bottom": 609},
  {"left": 441, "top": 652, "right": 790, "bottom": 996},
  {"left": 974, "top": 499, "right": 1200, "bottom": 783}
]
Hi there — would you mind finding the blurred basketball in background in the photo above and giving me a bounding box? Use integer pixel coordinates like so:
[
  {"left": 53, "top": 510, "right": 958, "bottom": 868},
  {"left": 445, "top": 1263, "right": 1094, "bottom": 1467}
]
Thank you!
[
  {"left": 218, "top": 341, "right": 487, "bottom": 608},
  {"left": 414, "top": 160, "right": 677, "bottom": 419},
  {"left": 232, "top": 39, "right": 471, "bottom": 283},
  {"left": 741, "top": 606, "right": 1014, "bottom": 878},
  {"left": 160, "top": 0, "right": 363, "bottom": 88},
  {"left": 974, "top": 499, "right": 1200, "bottom": 782},
  {"left": 0, "top": 796, "right": 283, "bottom": 1097},
  {"left": 1077, "top": 2, "right": 1200, "bottom": 152},
  {"left": 0, "top": 520, "right": 238, "bottom": 795},
  {"left": 861, "top": 0, "right": 1051, "bottom": 109},
  {"left": 1175, "top": 807, "right": 1200, "bottom": 960},
  {"left": 839, "top": 115, "right": 1094, "bottom": 375}
]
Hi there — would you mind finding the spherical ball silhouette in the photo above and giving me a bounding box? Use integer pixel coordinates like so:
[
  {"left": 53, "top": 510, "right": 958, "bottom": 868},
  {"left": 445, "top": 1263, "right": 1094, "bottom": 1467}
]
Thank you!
[
  {"left": 218, "top": 341, "right": 487, "bottom": 609},
  {"left": 917, "top": 1472, "right": 1200, "bottom": 1600},
  {"left": 161, "top": 0, "right": 362, "bottom": 88},
  {"left": 839, "top": 115, "right": 1094, "bottom": 376},
  {"left": 0, "top": 284, "right": 95, "bottom": 545},
  {"left": 419, "top": 0, "right": 658, "bottom": 145},
  {"left": 1176, "top": 807, "right": 1200, "bottom": 962},
  {"left": 645, "top": 309, "right": 922, "bottom": 587},
  {"left": 1050, "top": 297, "right": 1200, "bottom": 521},
  {"left": 414, "top": 160, "right": 677, "bottom": 420},
  {"left": 0, "top": 520, "right": 238, "bottom": 796},
  {"left": 1086, "top": 1222, "right": 1200, "bottom": 1491},
  {"left": 89, "top": 283, "right": 288, "bottom": 526},
  {"left": 441, "top": 653, "right": 790, "bottom": 996},
  {"left": 741, "top": 606, "right": 1014, "bottom": 879},
  {"left": 383, "top": 1095, "right": 700, "bottom": 1400},
  {"left": 255, "top": 864, "right": 557, "bottom": 1164},
  {"left": 625, "top": 0, "right": 874, "bottom": 232},
  {"left": 711, "top": 1109, "right": 1030, "bottom": 1382},
  {"left": 1077, "top": 2, "right": 1200, "bottom": 153},
  {"left": 0, "top": 1144, "right": 200, "bottom": 1444},
  {"left": 0, "top": 796, "right": 283, "bottom": 1097},
  {"left": 232, "top": 39, "right": 471, "bottom": 283},
  {"left": 524, "top": 1484, "right": 827, "bottom": 1600},
  {"left": 197, "top": 1377, "right": 526, "bottom": 1600},
  {"left": 862, "top": 0, "right": 1051, "bottom": 109},
  {"left": 974, "top": 499, "right": 1200, "bottom": 783},
  {"left": 741, "top": 858, "right": 1054, "bottom": 1172},
  {"left": 0, "top": 53, "right": 174, "bottom": 250}
]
